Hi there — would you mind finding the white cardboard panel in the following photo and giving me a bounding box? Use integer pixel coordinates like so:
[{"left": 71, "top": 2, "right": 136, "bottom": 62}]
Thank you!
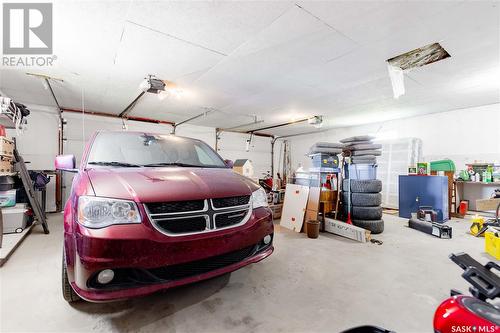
[{"left": 280, "top": 184, "right": 309, "bottom": 232}]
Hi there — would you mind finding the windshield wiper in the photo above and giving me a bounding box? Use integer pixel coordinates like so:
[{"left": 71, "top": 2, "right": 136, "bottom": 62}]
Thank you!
[
  {"left": 142, "top": 162, "right": 221, "bottom": 168},
  {"left": 88, "top": 161, "right": 142, "bottom": 167}
]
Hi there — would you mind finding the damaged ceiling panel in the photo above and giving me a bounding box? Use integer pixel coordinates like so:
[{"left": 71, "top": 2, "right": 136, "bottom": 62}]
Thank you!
[{"left": 387, "top": 42, "right": 451, "bottom": 70}]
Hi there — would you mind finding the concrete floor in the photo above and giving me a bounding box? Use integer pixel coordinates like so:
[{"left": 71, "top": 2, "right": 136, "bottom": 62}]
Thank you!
[{"left": 0, "top": 213, "right": 492, "bottom": 332}]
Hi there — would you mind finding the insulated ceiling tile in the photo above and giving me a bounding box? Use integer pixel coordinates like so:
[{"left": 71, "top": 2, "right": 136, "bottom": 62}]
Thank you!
[
  {"left": 0, "top": 1, "right": 498, "bottom": 133},
  {"left": 52, "top": 0, "right": 131, "bottom": 78},
  {"left": 296, "top": 1, "right": 460, "bottom": 45},
  {"left": 220, "top": 77, "right": 329, "bottom": 117},
  {"left": 92, "top": 22, "right": 227, "bottom": 114},
  {"left": 111, "top": 22, "right": 225, "bottom": 87},
  {"left": 230, "top": 4, "right": 335, "bottom": 57},
  {"left": 290, "top": 47, "right": 388, "bottom": 93},
  {"left": 127, "top": 1, "right": 293, "bottom": 55},
  {"left": 193, "top": 4, "right": 357, "bottom": 101}
]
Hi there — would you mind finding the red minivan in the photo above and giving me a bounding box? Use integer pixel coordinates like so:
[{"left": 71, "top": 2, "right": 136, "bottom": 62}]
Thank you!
[{"left": 56, "top": 131, "right": 273, "bottom": 302}]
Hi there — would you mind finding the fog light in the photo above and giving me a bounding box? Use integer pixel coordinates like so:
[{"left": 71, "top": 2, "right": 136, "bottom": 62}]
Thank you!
[
  {"left": 97, "top": 269, "right": 114, "bottom": 284},
  {"left": 263, "top": 235, "right": 272, "bottom": 245}
]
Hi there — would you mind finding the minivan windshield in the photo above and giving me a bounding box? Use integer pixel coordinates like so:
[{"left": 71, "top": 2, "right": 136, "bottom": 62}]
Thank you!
[{"left": 87, "top": 132, "right": 226, "bottom": 168}]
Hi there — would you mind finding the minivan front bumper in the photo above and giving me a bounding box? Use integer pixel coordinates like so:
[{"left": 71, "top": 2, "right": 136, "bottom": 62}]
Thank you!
[{"left": 67, "top": 207, "right": 273, "bottom": 302}]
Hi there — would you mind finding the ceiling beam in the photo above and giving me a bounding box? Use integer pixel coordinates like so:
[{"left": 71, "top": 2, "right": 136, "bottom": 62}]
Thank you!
[
  {"left": 61, "top": 107, "right": 175, "bottom": 125},
  {"left": 246, "top": 117, "right": 310, "bottom": 134},
  {"left": 216, "top": 127, "right": 274, "bottom": 138},
  {"left": 222, "top": 117, "right": 264, "bottom": 131},
  {"left": 172, "top": 108, "right": 215, "bottom": 134}
]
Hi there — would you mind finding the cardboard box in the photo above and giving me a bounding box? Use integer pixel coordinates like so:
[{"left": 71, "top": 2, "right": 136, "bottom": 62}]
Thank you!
[
  {"left": 0, "top": 160, "right": 13, "bottom": 174},
  {"left": 476, "top": 198, "right": 500, "bottom": 211},
  {"left": 324, "top": 218, "right": 370, "bottom": 242},
  {"left": 306, "top": 187, "right": 321, "bottom": 211},
  {"left": 269, "top": 203, "right": 283, "bottom": 219},
  {"left": 0, "top": 137, "right": 14, "bottom": 157},
  {"left": 417, "top": 162, "right": 429, "bottom": 175}
]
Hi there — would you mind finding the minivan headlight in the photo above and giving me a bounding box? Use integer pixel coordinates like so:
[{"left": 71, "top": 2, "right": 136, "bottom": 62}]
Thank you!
[
  {"left": 77, "top": 196, "right": 141, "bottom": 228},
  {"left": 252, "top": 188, "right": 268, "bottom": 209}
]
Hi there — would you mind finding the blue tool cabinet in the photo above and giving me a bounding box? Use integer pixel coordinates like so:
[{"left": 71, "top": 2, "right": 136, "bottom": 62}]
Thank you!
[{"left": 398, "top": 175, "right": 449, "bottom": 221}]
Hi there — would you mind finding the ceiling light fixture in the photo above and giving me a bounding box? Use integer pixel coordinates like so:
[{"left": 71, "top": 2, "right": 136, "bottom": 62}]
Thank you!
[
  {"left": 139, "top": 75, "right": 166, "bottom": 94},
  {"left": 156, "top": 81, "right": 184, "bottom": 100}
]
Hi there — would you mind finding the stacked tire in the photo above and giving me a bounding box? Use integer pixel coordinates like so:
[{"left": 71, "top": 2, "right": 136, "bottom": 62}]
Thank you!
[{"left": 343, "top": 179, "right": 384, "bottom": 234}]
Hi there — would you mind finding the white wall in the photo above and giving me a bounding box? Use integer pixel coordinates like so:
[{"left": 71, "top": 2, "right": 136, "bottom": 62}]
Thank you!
[
  {"left": 6, "top": 104, "right": 60, "bottom": 170},
  {"left": 8, "top": 104, "right": 272, "bottom": 169},
  {"left": 216, "top": 132, "right": 273, "bottom": 179},
  {"left": 288, "top": 103, "right": 500, "bottom": 173},
  {"left": 7, "top": 104, "right": 274, "bottom": 203}
]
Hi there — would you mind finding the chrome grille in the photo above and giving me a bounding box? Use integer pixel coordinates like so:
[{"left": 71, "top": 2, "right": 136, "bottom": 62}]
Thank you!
[{"left": 145, "top": 196, "right": 252, "bottom": 236}]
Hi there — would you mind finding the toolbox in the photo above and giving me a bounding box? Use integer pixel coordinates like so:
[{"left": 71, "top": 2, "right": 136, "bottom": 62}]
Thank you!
[
  {"left": 409, "top": 218, "right": 452, "bottom": 239},
  {"left": 311, "top": 153, "right": 339, "bottom": 169}
]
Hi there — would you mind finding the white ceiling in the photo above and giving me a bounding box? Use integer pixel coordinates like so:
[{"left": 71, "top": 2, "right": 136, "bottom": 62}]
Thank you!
[{"left": 1, "top": 1, "right": 499, "bottom": 136}]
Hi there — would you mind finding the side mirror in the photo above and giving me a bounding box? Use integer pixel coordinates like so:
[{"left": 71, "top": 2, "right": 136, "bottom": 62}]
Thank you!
[
  {"left": 55, "top": 154, "right": 78, "bottom": 172},
  {"left": 224, "top": 159, "right": 234, "bottom": 168}
]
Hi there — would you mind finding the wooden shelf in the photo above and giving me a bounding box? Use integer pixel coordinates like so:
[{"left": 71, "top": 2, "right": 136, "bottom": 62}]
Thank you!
[{"left": 455, "top": 181, "right": 500, "bottom": 186}]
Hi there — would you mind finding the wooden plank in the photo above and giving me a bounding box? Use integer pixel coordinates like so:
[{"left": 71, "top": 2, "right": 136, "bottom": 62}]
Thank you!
[
  {"left": 280, "top": 184, "right": 310, "bottom": 232},
  {"left": 306, "top": 187, "right": 321, "bottom": 211},
  {"left": 476, "top": 198, "right": 500, "bottom": 211},
  {"left": 324, "top": 218, "right": 370, "bottom": 243}
]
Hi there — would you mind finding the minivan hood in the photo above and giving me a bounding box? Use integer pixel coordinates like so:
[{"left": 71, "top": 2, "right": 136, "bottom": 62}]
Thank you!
[{"left": 86, "top": 167, "right": 259, "bottom": 202}]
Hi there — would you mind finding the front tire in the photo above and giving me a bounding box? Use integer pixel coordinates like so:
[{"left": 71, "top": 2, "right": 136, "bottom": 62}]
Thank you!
[{"left": 62, "top": 249, "right": 81, "bottom": 303}]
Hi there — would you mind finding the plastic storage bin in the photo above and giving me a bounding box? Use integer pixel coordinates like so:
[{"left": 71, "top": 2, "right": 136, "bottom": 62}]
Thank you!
[
  {"left": 0, "top": 189, "right": 16, "bottom": 207},
  {"left": 0, "top": 175, "right": 15, "bottom": 191},
  {"left": 311, "top": 153, "right": 339, "bottom": 169},
  {"left": 347, "top": 164, "right": 377, "bottom": 180},
  {"left": 2, "top": 204, "right": 29, "bottom": 233},
  {"left": 485, "top": 228, "right": 500, "bottom": 260}
]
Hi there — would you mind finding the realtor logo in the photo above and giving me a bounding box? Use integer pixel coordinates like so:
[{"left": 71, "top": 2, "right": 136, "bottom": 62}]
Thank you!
[{"left": 2, "top": 3, "right": 53, "bottom": 54}]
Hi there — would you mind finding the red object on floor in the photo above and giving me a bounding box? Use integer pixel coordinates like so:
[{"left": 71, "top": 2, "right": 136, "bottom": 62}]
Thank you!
[
  {"left": 459, "top": 200, "right": 469, "bottom": 216},
  {"left": 0, "top": 125, "right": 6, "bottom": 137},
  {"left": 346, "top": 212, "right": 353, "bottom": 225},
  {"left": 433, "top": 295, "right": 498, "bottom": 333}
]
